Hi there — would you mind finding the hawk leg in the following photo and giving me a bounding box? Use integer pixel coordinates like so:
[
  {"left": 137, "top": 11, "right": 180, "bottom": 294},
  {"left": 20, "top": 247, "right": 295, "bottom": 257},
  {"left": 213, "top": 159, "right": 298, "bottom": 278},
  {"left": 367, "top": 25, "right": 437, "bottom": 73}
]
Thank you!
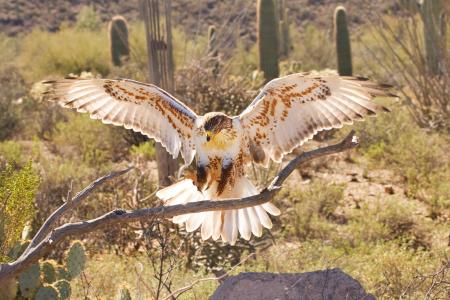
[
  {"left": 195, "top": 165, "right": 208, "bottom": 191},
  {"left": 217, "top": 162, "right": 233, "bottom": 196}
]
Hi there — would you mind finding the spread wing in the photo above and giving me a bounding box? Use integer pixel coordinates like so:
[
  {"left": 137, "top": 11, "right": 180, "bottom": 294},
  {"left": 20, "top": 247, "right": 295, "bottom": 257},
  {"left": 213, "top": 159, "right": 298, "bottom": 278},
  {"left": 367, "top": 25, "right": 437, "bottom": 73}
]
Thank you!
[
  {"left": 239, "top": 73, "right": 395, "bottom": 166},
  {"left": 45, "top": 78, "right": 198, "bottom": 165}
]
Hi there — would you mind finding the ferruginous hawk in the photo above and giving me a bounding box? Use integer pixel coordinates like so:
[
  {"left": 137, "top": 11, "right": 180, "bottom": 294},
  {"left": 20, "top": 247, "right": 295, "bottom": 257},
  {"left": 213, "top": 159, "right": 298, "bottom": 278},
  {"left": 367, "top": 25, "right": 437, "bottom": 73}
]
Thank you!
[{"left": 45, "top": 73, "right": 394, "bottom": 245}]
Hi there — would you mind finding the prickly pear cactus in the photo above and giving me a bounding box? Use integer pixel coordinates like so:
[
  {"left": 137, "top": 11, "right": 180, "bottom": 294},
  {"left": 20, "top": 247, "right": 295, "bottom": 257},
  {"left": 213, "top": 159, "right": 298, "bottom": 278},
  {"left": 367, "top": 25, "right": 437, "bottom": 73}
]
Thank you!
[
  {"left": 41, "top": 260, "right": 57, "bottom": 283},
  {"left": 55, "top": 265, "right": 70, "bottom": 281},
  {"left": 116, "top": 286, "right": 132, "bottom": 300},
  {"left": 19, "top": 263, "right": 41, "bottom": 298},
  {"left": 35, "top": 285, "right": 59, "bottom": 300},
  {"left": 53, "top": 279, "right": 72, "bottom": 300},
  {"left": 66, "top": 240, "right": 86, "bottom": 279}
]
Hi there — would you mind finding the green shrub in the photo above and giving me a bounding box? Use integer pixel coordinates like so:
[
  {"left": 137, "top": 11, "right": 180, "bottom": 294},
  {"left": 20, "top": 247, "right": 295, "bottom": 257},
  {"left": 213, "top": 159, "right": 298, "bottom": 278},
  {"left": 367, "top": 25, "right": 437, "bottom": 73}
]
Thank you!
[
  {"left": 75, "top": 5, "right": 102, "bottom": 31},
  {"left": 0, "top": 141, "right": 24, "bottom": 165},
  {"left": 126, "top": 22, "right": 208, "bottom": 75},
  {"left": 18, "top": 27, "right": 110, "bottom": 82},
  {"left": 283, "top": 181, "right": 345, "bottom": 240},
  {"left": 52, "top": 114, "right": 128, "bottom": 167},
  {"left": 350, "top": 106, "right": 450, "bottom": 216},
  {"left": 0, "top": 65, "right": 27, "bottom": 140},
  {"left": 130, "top": 141, "right": 156, "bottom": 161},
  {"left": 288, "top": 25, "right": 334, "bottom": 72},
  {"left": 115, "top": 285, "right": 132, "bottom": 300},
  {"left": 340, "top": 198, "right": 431, "bottom": 249},
  {"left": 0, "top": 162, "right": 39, "bottom": 262},
  {"left": 175, "top": 65, "right": 256, "bottom": 116},
  {"left": 250, "top": 240, "right": 446, "bottom": 299},
  {"left": 228, "top": 41, "right": 259, "bottom": 76}
]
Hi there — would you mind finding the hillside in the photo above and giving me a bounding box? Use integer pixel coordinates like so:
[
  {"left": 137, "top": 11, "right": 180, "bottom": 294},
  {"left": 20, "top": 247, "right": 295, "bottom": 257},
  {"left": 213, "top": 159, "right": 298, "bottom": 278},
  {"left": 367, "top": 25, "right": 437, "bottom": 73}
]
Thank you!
[{"left": 0, "top": 0, "right": 397, "bottom": 37}]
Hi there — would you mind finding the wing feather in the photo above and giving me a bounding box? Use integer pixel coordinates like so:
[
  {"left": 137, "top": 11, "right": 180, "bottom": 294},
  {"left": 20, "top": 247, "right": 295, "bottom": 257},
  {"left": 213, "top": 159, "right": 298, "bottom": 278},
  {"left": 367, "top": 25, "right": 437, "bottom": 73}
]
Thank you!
[
  {"left": 240, "top": 73, "right": 395, "bottom": 165},
  {"left": 45, "top": 78, "right": 198, "bottom": 165}
]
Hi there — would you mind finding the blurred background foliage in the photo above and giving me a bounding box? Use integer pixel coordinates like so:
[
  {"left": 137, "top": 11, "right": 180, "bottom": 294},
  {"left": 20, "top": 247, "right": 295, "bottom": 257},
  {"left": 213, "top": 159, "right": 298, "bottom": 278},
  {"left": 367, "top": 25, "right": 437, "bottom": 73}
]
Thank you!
[{"left": 0, "top": 0, "right": 449, "bottom": 299}]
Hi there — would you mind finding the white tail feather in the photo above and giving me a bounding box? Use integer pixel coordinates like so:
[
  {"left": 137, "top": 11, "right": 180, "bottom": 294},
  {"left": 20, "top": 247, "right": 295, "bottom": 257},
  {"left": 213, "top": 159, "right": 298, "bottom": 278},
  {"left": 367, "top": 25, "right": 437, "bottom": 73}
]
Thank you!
[{"left": 156, "top": 177, "right": 280, "bottom": 245}]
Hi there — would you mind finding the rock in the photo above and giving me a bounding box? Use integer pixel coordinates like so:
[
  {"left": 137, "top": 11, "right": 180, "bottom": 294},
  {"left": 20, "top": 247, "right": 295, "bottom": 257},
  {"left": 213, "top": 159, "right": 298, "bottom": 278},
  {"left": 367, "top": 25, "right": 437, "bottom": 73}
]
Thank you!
[
  {"left": 384, "top": 185, "right": 395, "bottom": 195},
  {"left": 210, "top": 268, "right": 375, "bottom": 300}
]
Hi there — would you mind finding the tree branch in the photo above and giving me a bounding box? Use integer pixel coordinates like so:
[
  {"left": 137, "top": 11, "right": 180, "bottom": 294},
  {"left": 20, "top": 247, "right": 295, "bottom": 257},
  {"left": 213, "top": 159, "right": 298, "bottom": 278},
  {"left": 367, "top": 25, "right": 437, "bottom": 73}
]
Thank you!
[
  {"left": 22, "top": 167, "right": 134, "bottom": 257},
  {"left": 163, "top": 253, "right": 256, "bottom": 300},
  {"left": 0, "top": 130, "right": 358, "bottom": 283}
]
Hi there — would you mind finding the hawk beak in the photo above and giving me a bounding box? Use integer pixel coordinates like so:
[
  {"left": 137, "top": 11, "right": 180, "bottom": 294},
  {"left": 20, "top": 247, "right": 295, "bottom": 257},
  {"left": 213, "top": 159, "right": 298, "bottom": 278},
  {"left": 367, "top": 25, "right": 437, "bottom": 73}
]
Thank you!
[{"left": 206, "top": 131, "right": 212, "bottom": 142}]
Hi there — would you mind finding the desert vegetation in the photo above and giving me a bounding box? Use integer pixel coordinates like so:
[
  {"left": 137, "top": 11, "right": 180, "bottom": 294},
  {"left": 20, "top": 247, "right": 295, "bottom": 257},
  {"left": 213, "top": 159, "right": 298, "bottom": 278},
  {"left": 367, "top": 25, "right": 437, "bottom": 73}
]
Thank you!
[{"left": 0, "top": 0, "right": 449, "bottom": 299}]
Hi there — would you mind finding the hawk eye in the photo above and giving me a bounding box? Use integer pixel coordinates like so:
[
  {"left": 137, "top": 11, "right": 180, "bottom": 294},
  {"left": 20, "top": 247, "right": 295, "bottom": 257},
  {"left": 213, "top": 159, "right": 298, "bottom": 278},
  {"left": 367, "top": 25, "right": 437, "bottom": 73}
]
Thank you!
[{"left": 206, "top": 135, "right": 211, "bottom": 142}]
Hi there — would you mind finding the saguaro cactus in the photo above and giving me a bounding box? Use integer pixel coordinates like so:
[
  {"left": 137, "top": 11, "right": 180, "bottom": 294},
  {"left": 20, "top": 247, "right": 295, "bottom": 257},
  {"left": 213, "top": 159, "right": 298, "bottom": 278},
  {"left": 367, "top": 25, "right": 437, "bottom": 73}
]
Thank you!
[
  {"left": 208, "top": 25, "right": 218, "bottom": 56},
  {"left": 421, "top": 0, "right": 444, "bottom": 75},
  {"left": 108, "top": 15, "right": 130, "bottom": 66},
  {"left": 276, "top": 0, "right": 290, "bottom": 58},
  {"left": 207, "top": 25, "right": 220, "bottom": 76},
  {"left": 334, "top": 6, "right": 353, "bottom": 76},
  {"left": 142, "top": 0, "right": 178, "bottom": 186},
  {"left": 257, "top": 0, "right": 280, "bottom": 82}
]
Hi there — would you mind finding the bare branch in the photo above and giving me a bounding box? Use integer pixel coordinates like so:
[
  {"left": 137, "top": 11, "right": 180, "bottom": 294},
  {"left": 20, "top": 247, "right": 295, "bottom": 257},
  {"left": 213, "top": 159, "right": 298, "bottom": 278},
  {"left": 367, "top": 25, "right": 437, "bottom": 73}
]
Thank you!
[
  {"left": 0, "top": 130, "right": 358, "bottom": 283},
  {"left": 22, "top": 167, "right": 134, "bottom": 257},
  {"left": 163, "top": 252, "right": 256, "bottom": 300}
]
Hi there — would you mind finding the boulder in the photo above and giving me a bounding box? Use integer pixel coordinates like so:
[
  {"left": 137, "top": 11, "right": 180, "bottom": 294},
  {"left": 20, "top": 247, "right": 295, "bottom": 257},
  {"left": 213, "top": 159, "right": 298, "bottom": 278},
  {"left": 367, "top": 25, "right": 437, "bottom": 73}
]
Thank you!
[{"left": 210, "top": 268, "right": 375, "bottom": 300}]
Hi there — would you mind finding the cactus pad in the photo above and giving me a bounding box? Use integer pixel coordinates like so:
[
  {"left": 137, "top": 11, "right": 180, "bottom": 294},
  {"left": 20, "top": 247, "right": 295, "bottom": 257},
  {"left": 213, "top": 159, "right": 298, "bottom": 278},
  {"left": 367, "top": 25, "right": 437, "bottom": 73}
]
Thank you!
[
  {"left": 55, "top": 265, "right": 70, "bottom": 281},
  {"left": 19, "top": 263, "right": 41, "bottom": 298},
  {"left": 41, "top": 260, "right": 57, "bottom": 283},
  {"left": 53, "top": 279, "right": 72, "bottom": 300},
  {"left": 35, "top": 285, "right": 59, "bottom": 300},
  {"left": 66, "top": 240, "right": 86, "bottom": 279}
]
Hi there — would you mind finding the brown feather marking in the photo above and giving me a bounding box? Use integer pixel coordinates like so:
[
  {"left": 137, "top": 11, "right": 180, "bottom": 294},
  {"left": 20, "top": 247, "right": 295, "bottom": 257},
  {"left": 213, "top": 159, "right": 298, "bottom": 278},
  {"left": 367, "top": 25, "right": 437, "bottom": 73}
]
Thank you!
[{"left": 217, "top": 161, "right": 234, "bottom": 196}]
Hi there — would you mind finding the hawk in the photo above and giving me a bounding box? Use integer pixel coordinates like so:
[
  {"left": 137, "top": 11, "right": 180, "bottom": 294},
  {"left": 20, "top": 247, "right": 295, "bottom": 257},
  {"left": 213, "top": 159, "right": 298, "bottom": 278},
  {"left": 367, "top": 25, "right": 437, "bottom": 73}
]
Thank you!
[{"left": 45, "top": 73, "right": 394, "bottom": 245}]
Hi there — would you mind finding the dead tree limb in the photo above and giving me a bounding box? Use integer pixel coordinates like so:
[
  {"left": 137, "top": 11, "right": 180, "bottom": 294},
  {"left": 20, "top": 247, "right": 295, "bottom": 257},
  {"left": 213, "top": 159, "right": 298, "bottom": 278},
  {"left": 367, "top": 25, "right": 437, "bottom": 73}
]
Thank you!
[
  {"left": 0, "top": 130, "right": 358, "bottom": 283},
  {"left": 22, "top": 167, "right": 134, "bottom": 257}
]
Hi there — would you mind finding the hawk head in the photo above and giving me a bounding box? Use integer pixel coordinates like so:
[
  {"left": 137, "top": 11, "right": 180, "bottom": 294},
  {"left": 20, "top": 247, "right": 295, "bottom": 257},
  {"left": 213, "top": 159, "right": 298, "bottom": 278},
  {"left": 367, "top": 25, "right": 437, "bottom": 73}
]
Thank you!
[{"left": 200, "top": 113, "right": 237, "bottom": 150}]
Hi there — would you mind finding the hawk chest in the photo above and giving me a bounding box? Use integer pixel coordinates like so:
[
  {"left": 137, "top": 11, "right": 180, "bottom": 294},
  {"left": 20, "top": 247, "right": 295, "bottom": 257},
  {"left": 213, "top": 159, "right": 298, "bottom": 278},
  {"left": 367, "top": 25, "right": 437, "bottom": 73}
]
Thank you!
[{"left": 195, "top": 136, "right": 247, "bottom": 197}]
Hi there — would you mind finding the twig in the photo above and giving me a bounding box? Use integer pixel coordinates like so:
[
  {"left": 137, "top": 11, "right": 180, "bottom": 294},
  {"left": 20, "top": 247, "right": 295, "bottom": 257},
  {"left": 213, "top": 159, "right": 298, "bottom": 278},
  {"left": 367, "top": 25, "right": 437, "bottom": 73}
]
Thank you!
[
  {"left": 0, "top": 131, "right": 358, "bottom": 283},
  {"left": 163, "top": 252, "right": 256, "bottom": 300}
]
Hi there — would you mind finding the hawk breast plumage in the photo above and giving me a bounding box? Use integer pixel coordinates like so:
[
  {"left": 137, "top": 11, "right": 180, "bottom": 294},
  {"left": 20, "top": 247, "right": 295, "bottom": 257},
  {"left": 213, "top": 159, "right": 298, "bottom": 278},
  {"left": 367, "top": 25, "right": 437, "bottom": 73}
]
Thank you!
[{"left": 45, "top": 72, "right": 395, "bottom": 245}]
